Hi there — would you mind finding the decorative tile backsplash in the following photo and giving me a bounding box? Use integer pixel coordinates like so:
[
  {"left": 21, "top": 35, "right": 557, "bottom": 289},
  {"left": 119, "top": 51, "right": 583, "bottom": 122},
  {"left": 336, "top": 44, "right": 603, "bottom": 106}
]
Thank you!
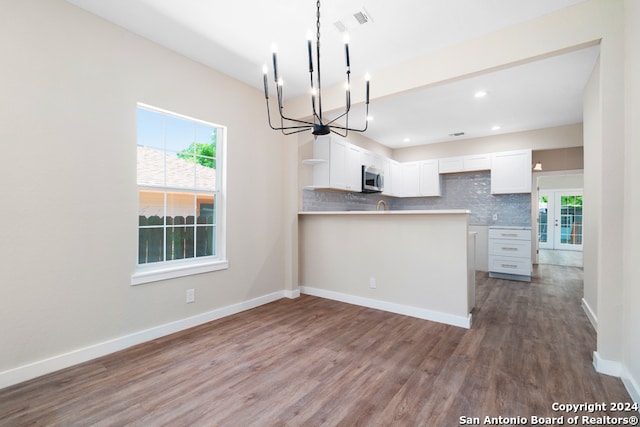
[{"left": 302, "top": 171, "right": 531, "bottom": 227}]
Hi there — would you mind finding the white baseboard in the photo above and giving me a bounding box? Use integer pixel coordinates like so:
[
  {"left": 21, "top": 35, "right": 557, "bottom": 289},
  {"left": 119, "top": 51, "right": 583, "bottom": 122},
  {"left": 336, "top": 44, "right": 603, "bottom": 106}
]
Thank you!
[
  {"left": 593, "top": 351, "right": 622, "bottom": 377},
  {"left": 593, "top": 353, "right": 640, "bottom": 409},
  {"left": 621, "top": 366, "right": 640, "bottom": 408},
  {"left": 0, "top": 290, "right": 288, "bottom": 390},
  {"left": 581, "top": 298, "right": 598, "bottom": 331},
  {"left": 300, "top": 286, "right": 471, "bottom": 329},
  {"left": 284, "top": 288, "right": 300, "bottom": 299}
]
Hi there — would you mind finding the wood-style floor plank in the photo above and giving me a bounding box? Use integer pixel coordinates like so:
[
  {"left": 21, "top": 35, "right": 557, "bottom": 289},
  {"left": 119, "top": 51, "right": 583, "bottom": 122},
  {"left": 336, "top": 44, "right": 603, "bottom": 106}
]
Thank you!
[{"left": 0, "top": 264, "right": 633, "bottom": 426}]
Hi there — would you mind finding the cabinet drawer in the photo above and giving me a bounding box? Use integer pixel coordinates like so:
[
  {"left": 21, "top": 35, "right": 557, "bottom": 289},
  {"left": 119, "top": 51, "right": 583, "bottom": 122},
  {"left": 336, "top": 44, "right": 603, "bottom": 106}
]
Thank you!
[
  {"left": 489, "top": 239, "right": 531, "bottom": 258},
  {"left": 489, "top": 256, "right": 531, "bottom": 276},
  {"left": 489, "top": 228, "right": 530, "bottom": 240}
]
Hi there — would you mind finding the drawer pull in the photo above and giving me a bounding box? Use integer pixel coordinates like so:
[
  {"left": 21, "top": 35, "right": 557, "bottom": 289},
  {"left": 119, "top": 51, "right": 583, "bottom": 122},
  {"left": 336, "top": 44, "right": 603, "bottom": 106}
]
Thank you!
[
  {"left": 501, "top": 247, "right": 518, "bottom": 251},
  {"left": 501, "top": 263, "right": 518, "bottom": 269},
  {"left": 501, "top": 233, "right": 518, "bottom": 237}
]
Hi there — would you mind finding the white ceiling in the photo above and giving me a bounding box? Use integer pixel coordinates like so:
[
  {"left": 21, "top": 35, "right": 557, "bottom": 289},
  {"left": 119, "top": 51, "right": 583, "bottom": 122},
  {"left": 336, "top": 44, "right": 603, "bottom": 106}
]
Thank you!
[{"left": 66, "top": 0, "right": 598, "bottom": 148}]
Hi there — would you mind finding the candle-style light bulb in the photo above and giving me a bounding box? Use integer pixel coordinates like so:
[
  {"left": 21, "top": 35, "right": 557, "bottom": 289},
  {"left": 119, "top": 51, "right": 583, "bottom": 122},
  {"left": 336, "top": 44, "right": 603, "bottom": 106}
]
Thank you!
[
  {"left": 271, "top": 44, "right": 279, "bottom": 84},
  {"left": 262, "top": 64, "right": 269, "bottom": 99},
  {"left": 343, "top": 34, "right": 350, "bottom": 71},
  {"left": 306, "top": 31, "right": 314, "bottom": 73},
  {"left": 365, "top": 73, "right": 370, "bottom": 105}
]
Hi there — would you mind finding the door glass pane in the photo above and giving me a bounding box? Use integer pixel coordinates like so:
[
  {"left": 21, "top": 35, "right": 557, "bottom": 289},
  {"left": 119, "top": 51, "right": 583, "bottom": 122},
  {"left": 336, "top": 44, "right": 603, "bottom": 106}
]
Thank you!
[
  {"left": 538, "top": 195, "right": 548, "bottom": 243},
  {"left": 559, "top": 195, "right": 583, "bottom": 245}
]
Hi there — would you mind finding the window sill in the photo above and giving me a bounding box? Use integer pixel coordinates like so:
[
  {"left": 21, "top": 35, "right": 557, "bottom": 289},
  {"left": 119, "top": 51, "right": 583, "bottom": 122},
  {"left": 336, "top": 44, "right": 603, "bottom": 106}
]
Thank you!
[{"left": 131, "top": 259, "right": 229, "bottom": 286}]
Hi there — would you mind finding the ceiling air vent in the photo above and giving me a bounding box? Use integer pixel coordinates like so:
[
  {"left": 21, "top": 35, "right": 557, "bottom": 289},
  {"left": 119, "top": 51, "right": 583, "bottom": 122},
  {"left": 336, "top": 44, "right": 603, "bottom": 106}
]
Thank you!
[
  {"left": 333, "top": 7, "right": 373, "bottom": 33},
  {"left": 353, "top": 10, "right": 370, "bottom": 25}
]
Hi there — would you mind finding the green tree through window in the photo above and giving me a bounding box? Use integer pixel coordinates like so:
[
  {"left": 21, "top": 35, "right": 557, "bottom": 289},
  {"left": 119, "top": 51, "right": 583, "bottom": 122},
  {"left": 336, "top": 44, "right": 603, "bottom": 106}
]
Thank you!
[{"left": 177, "top": 132, "right": 216, "bottom": 169}]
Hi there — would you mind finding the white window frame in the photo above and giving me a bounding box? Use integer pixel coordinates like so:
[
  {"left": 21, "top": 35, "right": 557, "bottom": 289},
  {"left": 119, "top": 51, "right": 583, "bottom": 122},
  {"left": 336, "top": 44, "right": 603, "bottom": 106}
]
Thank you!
[{"left": 132, "top": 103, "right": 227, "bottom": 285}]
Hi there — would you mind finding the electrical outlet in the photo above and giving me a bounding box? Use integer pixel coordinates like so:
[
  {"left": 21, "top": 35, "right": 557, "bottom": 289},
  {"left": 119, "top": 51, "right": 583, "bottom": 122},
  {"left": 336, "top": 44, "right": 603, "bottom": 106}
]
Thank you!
[
  {"left": 186, "top": 288, "right": 195, "bottom": 304},
  {"left": 370, "top": 277, "right": 376, "bottom": 289}
]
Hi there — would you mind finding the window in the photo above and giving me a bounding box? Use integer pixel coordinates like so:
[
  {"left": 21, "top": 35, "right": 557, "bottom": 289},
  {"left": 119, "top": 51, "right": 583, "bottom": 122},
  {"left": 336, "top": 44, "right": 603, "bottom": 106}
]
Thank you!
[{"left": 132, "top": 104, "right": 227, "bottom": 285}]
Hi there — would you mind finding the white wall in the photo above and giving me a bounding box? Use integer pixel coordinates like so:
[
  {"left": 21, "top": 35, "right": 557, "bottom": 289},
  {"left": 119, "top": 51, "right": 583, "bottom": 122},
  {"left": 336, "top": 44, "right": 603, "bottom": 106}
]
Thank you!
[
  {"left": 583, "top": 57, "right": 601, "bottom": 333},
  {"left": 622, "top": 0, "right": 640, "bottom": 403},
  {"left": 0, "top": 0, "right": 291, "bottom": 385}
]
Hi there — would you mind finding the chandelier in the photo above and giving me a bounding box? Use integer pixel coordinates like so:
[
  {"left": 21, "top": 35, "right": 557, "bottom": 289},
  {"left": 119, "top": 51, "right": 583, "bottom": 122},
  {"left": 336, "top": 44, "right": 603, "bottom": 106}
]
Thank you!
[{"left": 262, "top": 0, "right": 370, "bottom": 137}]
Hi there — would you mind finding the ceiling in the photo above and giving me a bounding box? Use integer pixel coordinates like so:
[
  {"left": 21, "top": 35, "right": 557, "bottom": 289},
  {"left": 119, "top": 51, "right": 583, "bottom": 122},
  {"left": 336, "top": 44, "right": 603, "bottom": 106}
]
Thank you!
[{"left": 66, "top": 0, "right": 598, "bottom": 149}]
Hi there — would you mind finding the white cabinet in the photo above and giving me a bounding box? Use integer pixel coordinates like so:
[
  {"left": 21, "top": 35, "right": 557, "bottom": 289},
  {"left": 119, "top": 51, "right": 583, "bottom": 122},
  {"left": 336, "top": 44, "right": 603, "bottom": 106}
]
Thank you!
[
  {"left": 463, "top": 154, "right": 491, "bottom": 171},
  {"left": 439, "top": 157, "right": 464, "bottom": 173},
  {"left": 398, "top": 160, "right": 440, "bottom": 197},
  {"left": 488, "top": 227, "right": 532, "bottom": 282},
  {"left": 399, "top": 160, "right": 440, "bottom": 197},
  {"left": 401, "top": 162, "right": 421, "bottom": 197},
  {"left": 308, "top": 136, "right": 365, "bottom": 191},
  {"left": 384, "top": 159, "right": 402, "bottom": 197},
  {"left": 439, "top": 154, "right": 491, "bottom": 174},
  {"left": 345, "top": 144, "right": 363, "bottom": 192},
  {"left": 419, "top": 160, "right": 441, "bottom": 196},
  {"left": 491, "top": 149, "right": 532, "bottom": 194},
  {"left": 309, "top": 135, "right": 347, "bottom": 190}
]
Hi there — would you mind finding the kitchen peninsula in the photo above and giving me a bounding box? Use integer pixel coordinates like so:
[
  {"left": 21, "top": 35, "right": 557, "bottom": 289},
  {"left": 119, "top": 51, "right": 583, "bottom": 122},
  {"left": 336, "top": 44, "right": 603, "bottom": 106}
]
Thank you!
[{"left": 298, "top": 210, "right": 474, "bottom": 328}]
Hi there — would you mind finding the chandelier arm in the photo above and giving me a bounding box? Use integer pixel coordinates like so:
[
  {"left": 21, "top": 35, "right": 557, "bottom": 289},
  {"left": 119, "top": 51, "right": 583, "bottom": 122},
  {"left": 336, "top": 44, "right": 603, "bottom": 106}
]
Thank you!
[
  {"left": 281, "top": 126, "right": 314, "bottom": 135},
  {"left": 327, "top": 105, "right": 369, "bottom": 133},
  {"left": 325, "top": 109, "right": 349, "bottom": 126},
  {"left": 273, "top": 84, "right": 316, "bottom": 127},
  {"left": 265, "top": 99, "right": 314, "bottom": 131},
  {"left": 330, "top": 128, "right": 348, "bottom": 138}
]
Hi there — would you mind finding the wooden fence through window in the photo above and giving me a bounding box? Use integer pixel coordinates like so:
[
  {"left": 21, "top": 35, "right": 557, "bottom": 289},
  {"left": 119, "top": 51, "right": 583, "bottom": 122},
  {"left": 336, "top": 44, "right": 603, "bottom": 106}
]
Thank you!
[{"left": 138, "top": 215, "right": 214, "bottom": 264}]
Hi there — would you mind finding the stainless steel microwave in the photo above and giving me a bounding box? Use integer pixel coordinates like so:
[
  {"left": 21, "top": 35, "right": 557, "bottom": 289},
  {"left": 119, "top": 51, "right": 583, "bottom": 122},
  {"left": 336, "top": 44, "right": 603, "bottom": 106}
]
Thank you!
[{"left": 362, "top": 165, "right": 384, "bottom": 193}]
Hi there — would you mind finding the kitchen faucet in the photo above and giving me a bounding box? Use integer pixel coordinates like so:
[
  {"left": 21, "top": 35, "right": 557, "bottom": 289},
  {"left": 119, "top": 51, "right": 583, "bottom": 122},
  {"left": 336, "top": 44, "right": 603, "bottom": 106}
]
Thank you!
[{"left": 376, "top": 200, "right": 387, "bottom": 211}]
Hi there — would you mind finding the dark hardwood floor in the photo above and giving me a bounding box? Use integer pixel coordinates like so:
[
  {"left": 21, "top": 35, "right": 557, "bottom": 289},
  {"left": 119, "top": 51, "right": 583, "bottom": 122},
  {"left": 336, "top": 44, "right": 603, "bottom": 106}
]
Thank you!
[{"left": 0, "top": 265, "right": 633, "bottom": 426}]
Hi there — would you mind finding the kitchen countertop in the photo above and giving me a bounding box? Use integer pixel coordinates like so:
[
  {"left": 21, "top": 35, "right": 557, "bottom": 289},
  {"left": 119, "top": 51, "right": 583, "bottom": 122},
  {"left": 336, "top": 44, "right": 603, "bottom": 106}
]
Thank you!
[{"left": 299, "top": 209, "right": 470, "bottom": 215}]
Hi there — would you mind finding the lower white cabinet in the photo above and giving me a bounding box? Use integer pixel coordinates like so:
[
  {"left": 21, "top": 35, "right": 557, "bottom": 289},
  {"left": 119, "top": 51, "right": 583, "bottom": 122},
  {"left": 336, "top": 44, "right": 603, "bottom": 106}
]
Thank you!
[{"left": 488, "top": 227, "right": 532, "bottom": 282}]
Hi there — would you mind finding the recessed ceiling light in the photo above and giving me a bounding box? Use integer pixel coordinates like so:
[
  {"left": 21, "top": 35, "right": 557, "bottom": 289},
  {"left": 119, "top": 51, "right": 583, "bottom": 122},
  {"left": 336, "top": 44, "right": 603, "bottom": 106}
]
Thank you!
[
  {"left": 491, "top": 125, "right": 501, "bottom": 131},
  {"left": 474, "top": 90, "right": 487, "bottom": 98},
  {"left": 403, "top": 138, "right": 411, "bottom": 143},
  {"left": 366, "top": 116, "right": 373, "bottom": 121}
]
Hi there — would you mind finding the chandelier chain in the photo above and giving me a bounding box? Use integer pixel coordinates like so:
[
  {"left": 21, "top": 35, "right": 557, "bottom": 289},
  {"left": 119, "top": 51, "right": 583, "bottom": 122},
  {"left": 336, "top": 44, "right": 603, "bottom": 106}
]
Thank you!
[{"left": 316, "top": 0, "right": 321, "bottom": 48}]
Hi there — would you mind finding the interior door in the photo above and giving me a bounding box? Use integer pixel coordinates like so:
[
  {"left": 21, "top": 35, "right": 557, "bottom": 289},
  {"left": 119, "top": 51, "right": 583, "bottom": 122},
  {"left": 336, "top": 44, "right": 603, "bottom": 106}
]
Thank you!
[{"left": 553, "top": 191, "right": 583, "bottom": 251}]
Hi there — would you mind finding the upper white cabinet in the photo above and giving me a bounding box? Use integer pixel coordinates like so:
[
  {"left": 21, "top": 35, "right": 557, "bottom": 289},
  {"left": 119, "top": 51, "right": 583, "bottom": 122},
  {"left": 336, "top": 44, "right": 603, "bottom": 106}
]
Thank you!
[
  {"left": 399, "top": 160, "right": 440, "bottom": 197},
  {"left": 306, "top": 137, "right": 531, "bottom": 196},
  {"left": 439, "top": 154, "right": 491, "bottom": 174},
  {"left": 463, "top": 154, "right": 492, "bottom": 171},
  {"left": 419, "top": 160, "right": 441, "bottom": 196},
  {"left": 490, "top": 149, "right": 532, "bottom": 194},
  {"left": 384, "top": 160, "right": 402, "bottom": 197},
  {"left": 309, "top": 135, "right": 348, "bottom": 190},
  {"left": 439, "top": 157, "right": 464, "bottom": 173},
  {"left": 401, "top": 162, "right": 421, "bottom": 197},
  {"left": 345, "top": 144, "right": 363, "bottom": 192}
]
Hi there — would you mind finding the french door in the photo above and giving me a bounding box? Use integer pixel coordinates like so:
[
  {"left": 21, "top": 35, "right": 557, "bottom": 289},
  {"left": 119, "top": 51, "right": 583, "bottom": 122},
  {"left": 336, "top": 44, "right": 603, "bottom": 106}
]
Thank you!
[{"left": 538, "top": 190, "right": 583, "bottom": 251}]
